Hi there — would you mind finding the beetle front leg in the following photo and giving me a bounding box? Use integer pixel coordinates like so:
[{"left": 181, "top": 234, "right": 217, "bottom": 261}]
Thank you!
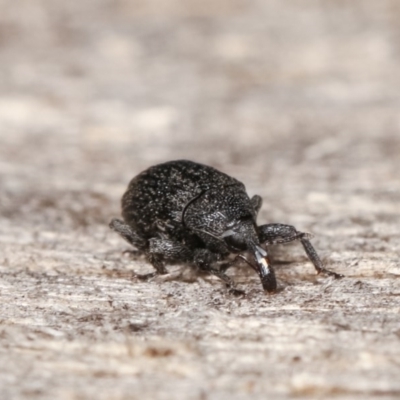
[
  {"left": 258, "top": 223, "right": 343, "bottom": 279},
  {"left": 258, "top": 223, "right": 304, "bottom": 245},
  {"left": 299, "top": 237, "right": 343, "bottom": 278}
]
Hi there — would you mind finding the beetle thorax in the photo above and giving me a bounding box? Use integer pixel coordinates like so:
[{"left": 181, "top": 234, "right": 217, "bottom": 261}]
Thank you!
[{"left": 183, "top": 185, "right": 259, "bottom": 252}]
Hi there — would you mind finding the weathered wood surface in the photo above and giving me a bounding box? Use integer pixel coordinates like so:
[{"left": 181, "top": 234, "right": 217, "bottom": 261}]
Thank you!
[{"left": 1, "top": 1, "right": 400, "bottom": 399}]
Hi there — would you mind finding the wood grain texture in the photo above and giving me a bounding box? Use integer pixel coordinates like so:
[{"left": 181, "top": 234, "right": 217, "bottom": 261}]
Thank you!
[{"left": 1, "top": 0, "right": 400, "bottom": 399}]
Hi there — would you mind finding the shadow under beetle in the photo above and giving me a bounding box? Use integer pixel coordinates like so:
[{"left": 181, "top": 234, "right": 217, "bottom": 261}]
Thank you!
[{"left": 110, "top": 160, "right": 342, "bottom": 293}]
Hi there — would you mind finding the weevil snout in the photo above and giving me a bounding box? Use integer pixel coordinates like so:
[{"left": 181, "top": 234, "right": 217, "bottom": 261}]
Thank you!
[
  {"left": 222, "top": 220, "right": 278, "bottom": 292},
  {"left": 254, "top": 245, "right": 277, "bottom": 292}
]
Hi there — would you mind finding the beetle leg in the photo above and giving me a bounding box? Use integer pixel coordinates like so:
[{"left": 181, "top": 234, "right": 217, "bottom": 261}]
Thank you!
[
  {"left": 109, "top": 218, "right": 147, "bottom": 249},
  {"left": 146, "top": 253, "right": 168, "bottom": 275},
  {"left": 219, "top": 255, "right": 243, "bottom": 273},
  {"left": 257, "top": 223, "right": 343, "bottom": 278},
  {"left": 251, "top": 195, "right": 263, "bottom": 215},
  {"left": 206, "top": 265, "right": 244, "bottom": 295},
  {"left": 258, "top": 223, "right": 305, "bottom": 245},
  {"left": 193, "top": 249, "right": 243, "bottom": 293},
  {"left": 135, "top": 271, "right": 158, "bottom": 280},
  {"left": 300, "top": 238, "right": 343, "bottom": 278},
  {"left": 148, "top": 238, "right": 191, "bottom": 263},
  {"left": 146, "top": 237, "right": 194, "bottom": 276},
  {"left": 220, "top": 253, "right": 278, "bottom": 292}
]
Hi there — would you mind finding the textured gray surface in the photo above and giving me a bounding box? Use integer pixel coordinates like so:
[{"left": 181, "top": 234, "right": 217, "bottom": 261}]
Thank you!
[{"left": 1, "top": 0, "right": 400, "bottom": 399}]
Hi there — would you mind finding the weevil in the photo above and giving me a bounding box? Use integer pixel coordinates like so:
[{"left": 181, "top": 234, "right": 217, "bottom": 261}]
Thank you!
[{"left": 110, "top": 160, "right": 342, "bottom": 293}]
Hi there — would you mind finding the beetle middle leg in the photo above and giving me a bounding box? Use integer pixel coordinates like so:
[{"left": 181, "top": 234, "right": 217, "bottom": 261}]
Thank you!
[
  {"left": 258, "top": 223, "right": 343, "bottom": 278},
  {"left": 148, "top": 237, "right": 191, "bottom": 268},
  {"left": 193, "top": 249, "right": 244, "bottom": 294},
  {"left": 137, "top": 237, "right": 195, "bottom": 279}
]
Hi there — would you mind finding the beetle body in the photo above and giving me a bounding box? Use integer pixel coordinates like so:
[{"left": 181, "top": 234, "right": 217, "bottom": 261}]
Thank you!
[{"left": 110, "top": 160, "right": 342, "bottom": 292}]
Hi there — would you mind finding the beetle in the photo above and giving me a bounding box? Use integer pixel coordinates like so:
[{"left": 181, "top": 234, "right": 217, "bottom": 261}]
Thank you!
[{"left": 109, "top": 160, "right": 342, "bottom": 293}]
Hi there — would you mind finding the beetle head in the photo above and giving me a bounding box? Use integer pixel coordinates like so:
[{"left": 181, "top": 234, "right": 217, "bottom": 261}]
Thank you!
[
  {"left": 221, "top": 215, "right": 258, "bottom": 252},
  {"left": 184, "top": 186, "right": 258, "bottom": 247}
]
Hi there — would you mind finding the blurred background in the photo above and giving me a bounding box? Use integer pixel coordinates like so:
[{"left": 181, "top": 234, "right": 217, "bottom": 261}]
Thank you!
[
  {"left": 1, "top": 1, "right": 400, "bottom": 399},
  {"left": 1, "top": 0, "right": 399, "bottom": 194},
  {"left": 1, "top": 0, "right": 399, "bottom": 246}
]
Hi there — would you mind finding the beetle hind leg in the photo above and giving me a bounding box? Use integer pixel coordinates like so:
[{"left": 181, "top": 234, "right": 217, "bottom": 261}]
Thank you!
[
  {"left": 109, "top": 218, "right": 147, "bottom": 250},
  {"left": 109, "top": 218, "right": 168, "bottom": 277},
  {"left": 251, "top": 195, "right": 263, "bottom": 215}
]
